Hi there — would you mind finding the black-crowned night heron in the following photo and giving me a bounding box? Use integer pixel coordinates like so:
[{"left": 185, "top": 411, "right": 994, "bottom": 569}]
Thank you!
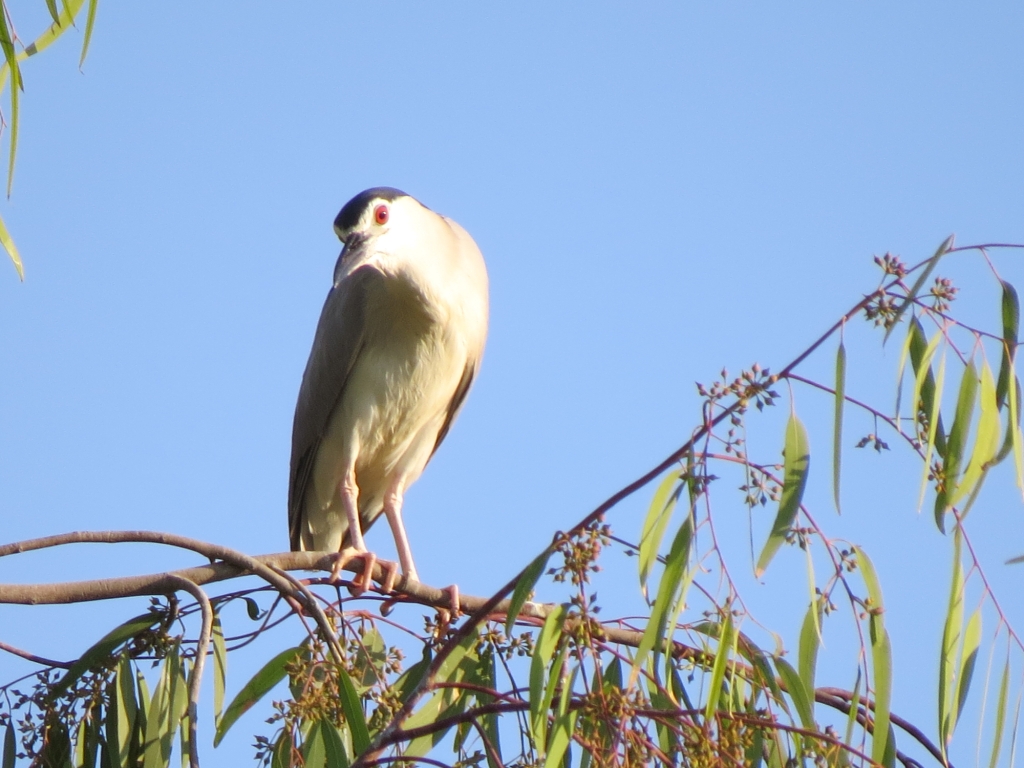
[{"left": 288, "top": 187, "right": 489, "bottom": 593}]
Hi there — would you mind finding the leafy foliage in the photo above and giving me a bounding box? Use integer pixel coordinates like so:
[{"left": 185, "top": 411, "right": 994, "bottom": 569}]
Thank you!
[{"left": 4, "top": 241, "right": 1024, "bottom": 768}]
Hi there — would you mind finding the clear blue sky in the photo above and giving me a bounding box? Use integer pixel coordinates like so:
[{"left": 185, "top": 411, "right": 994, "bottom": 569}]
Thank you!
[{"left": 2, "top": 3, "right": 1023, "bottom": 765}]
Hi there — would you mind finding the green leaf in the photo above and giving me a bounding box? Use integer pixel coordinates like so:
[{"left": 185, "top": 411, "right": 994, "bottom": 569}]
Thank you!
[
  {"left": 735, "top": 633, "right": 782, "bottom": 703},
  {"left": 544, "top": 695, "right": 578, "bottom": 768},
  {"left": 939, "top": 530, "right": 965, "bottom": 750},
  {"left": 843, "top": 669, "right": 862, "bottom": 750},
  {"left": 797, "top": 601, "right": 821, "bottom": 712},
  {"left": 45, "top": 0, "right": 61, "bottom": 24},
  {"left": 884, "top": 234, "right": 954, "bottom": 344},
  {"left": 774, "top": 657, "right": 814, "bottom": 730},
  {"left": 0, "top": 9, "right": 19, "bottom": 201},
  {"left": 530, "top": 604, "right": 568, "bottom": 749},
  {"left": 405, "top": 631, "right": 481, "bottom": 758},
  {"left": 5, "top": 63, "right": 16, "bottom": 201},
  {"left": 165, "top": 653, "right": 189, "bottom": 762},
  {"left": 350, "top": 627, "right": 388, "bottom": 691},
  {"left": 955, "top": 608, "right": 982, "bottom": 724},
  {"left": 833, "top": 340, "right": 846, "bottom": 514},
  {"left": 479, "top": 652, "right": 504, "bottom": 768},
  {"left": 134, "top": 671, "right": 151, "bottom": 764},
  {"left": 50, "top": 612, "right": 163, "bottom": 700},
  {"left": 335, "top": 661, "right": 371, "bottom": 757},
  {"left": 0, "top": 211, "right": 22, "bottom": 279},
  {"left": 952, "top": 361, "right": 1000, "bottom": 509},
  {"left": 40, "top": 716, "right": 72, "bottom": 768},
  {"left": 639, "top": 470, "right": 682, "bottom": 599},
  {"left": 243, "top": 598, "right": 262, "bottom": 621},
  {"left": 214, "top": 646, "right": 302, "bottom": 747},
  {"left": 3, "top": 723, "right": 15, "bottom": 768},
  {"left": 704, "top": 611, "right": 736, "bottom": 722},
  {"left": 141, "top": 647, "right": 187, "bottom": 768},
  {"left": 1009, "top": 370, "right": 1024, "bottom": 494},
  {"left": 212, "top": 614, "right": 227, "bottom": 727},
  {"left": 321, "top": 721, "right": 350, "bottom": 768},
  {"left": 114, "top": 654, "right": 138, "bottom": 766},
  {"left": 935, "top": 361, "right": 979, "bottom": 530},
  {"left": 918, "top": 351, "right": 947, "bottom": 511},
  {"left": 855, "top": 539, "right": 891, "bottom": 759},
  {"left": 302, "top": 721, "right": 326, "bottom": 768},
  {"left": 79, "top": 0, "right": 100, "bottom": 68},
  {"left": 909, "top": 316, "right": 947, "bottom": 454},
  {"left": 505, "top": 550, "right": 551, "bottom": 634},
  {"left": 392, "top": 645, "right": 431, "bottom": 706},
  {"left": 74, "top": 717, "right": 90, "bottom": 768},
  {"left": 997, "top": 280, "right": 1020, "bottom": 410},
  {"left": 756, "top": 410, "right": 810, "bottom": 576},
  {"left": 270, "top": 730, "right": 292, "bottom": 768},
  {"left": 631, "top": 514, "right": 693, "bottom": 677},
  {"left": 988, "top": 655, "right": 1011, "bottom": 768},
  {"left": 854, "top": 546, "right": 885, "bottom": 633},
  {"left": 870, "top": 628, "right": 893, "bottom": 766},
  {"left": 142, "top": 658, "right": 170, "bottom": 768}
]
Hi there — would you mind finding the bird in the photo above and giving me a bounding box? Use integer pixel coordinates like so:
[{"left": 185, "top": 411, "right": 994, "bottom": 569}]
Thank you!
[{"left": 288, "top": 187, "right": 489, "bottom": 594}]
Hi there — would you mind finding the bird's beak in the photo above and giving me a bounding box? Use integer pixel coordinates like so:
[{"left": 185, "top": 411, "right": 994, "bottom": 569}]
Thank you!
[{"left": 334, "top": 232, "right": 369, "bottom": 287}]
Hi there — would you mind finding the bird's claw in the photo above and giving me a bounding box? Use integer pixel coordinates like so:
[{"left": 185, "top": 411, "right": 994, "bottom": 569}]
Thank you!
[
  {"left": 329, "top": 549, "right": 376, "bottom": 594},
  {"left": 436, "top": 584, "right": 462, "bottom": 624},
  {"left": 330, "top": 549, "right": 404, "bottom": 597}
]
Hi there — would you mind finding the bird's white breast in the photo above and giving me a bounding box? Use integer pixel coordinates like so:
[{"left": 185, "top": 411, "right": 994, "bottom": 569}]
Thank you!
[{"left": 307, "top": 270, "right": 469, "bottom": 541}]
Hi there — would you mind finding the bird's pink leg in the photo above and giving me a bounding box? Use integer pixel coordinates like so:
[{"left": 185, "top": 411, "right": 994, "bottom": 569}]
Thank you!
[
  {"left": 383, "top": 478, "right": 420, "bottom": 584},
  {"left": 330, "top": 472, "right": 375, "bottom": 593}
]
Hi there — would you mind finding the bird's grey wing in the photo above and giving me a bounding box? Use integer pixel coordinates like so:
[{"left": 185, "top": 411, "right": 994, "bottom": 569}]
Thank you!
[
  {"left": 289, "top": 264, "right": 386, "bottom": 550},
  {"left": 429, "top": 363, "right": 477, "bottom": 459}
]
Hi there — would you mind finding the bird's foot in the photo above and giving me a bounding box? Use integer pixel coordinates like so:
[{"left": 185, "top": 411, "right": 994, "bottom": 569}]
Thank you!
[
  {"left": 436, "top": 584, "right": 461, "bottom": 624},
  {"left": 330, "top": 549, "right": 405, "bottom": 596},
  {"left": 329, "top": 548, "right": 377, "bottom": 594}
]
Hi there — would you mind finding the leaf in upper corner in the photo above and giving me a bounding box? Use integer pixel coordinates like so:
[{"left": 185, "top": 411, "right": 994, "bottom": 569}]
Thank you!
[{"left": 756, "top": 411, "right": 810, "bottom": 577}]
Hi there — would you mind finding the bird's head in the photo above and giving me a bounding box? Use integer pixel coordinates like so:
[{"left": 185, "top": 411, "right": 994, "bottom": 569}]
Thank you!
[{"left": 332, "top": 187, "right": 437, "bottom": 283}]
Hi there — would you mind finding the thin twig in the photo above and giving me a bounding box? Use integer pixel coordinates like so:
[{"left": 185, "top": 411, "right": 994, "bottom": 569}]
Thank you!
[{"left": 163, "top": 575, "right": 211, "bottom": 768}]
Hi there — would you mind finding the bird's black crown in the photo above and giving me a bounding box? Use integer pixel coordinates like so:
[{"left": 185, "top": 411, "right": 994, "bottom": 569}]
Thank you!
[{"left": 334, "top": 187, "right": 409, "bottom": 233}]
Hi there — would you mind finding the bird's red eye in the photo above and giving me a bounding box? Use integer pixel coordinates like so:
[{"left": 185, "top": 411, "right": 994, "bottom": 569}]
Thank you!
[{"left": 374, "top": 205, "right": 389, "bottom": 225}]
